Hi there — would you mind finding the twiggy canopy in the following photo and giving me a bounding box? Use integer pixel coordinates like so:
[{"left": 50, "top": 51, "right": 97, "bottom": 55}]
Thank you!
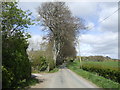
[{"left": 38, "top": 2, "right": 85, "bottom": 65}]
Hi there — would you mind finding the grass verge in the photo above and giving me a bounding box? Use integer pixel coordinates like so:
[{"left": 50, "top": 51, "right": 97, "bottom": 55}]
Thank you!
[
  {"left": 67, "top": 61, "right": 120, "bottom": 88},
  {"left": 32, "top": 67, "right": 59, "bottom": 73},
  {"left": 48, "top": 68, "right": 59, "bottom": 73}
]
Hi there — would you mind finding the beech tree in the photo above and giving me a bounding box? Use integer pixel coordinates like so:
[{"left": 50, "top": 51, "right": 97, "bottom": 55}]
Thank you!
[{"left": 38, "top": 2, "right": 85, "bottom": 65}]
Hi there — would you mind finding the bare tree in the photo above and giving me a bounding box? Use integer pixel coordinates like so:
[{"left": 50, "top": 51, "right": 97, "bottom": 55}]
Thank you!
[{"left": 38, "top": 2, "right": 85, "bottom": 66}]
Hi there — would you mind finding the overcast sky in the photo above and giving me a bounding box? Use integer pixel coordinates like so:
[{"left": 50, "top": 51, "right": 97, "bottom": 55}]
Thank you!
[{"left": 18, "top": 0, "right": 118, "bottom": 59}]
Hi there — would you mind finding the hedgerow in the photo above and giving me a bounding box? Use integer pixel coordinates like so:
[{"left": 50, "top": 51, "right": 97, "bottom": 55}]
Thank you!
[
  {"left": 82, "top": 63, "right": 120, "bottom": 83},
  {"left": 2, "top": 2, "right": 33, "bottom": 88}
]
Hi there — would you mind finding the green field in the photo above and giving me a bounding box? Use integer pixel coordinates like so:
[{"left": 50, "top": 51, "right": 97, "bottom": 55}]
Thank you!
[{"left": 81, "top": 60, "right": 119, "bottom": 68}]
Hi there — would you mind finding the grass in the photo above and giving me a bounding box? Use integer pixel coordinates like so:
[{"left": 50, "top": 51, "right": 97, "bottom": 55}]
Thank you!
[
  {"left": 81, "top": 60, "right": 119, "bottom": 68},
  {"left": 32, "top": 70, "right": 40, "bottom": 73},
  {"left": 48, "top": 68, "right": 59, "bottom": 73},
  {"left": 32, "top": 67, "right": 59, "bottom": 73},
  {"left": 67, "top": 61, "right": 120, "bottom": 88}
]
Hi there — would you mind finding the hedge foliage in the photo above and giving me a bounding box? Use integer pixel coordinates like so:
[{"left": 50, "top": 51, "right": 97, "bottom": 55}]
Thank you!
[
  {"left": 82, "top": 63, "right": 120, "bottom": 83},
  {"left": 28, "top": 50, "right": 56, "bottom": 72},
  {"left": 2, "top": 2, "right": 33, "bottom": 88},
  {"left": 67, "top": 61, "right": 120, "bottom": 88},
  {"left": 31, "top": 56, "right": 48, "bottom": 72}
]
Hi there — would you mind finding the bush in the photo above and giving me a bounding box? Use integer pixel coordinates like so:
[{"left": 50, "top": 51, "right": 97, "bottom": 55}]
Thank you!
[
  {"left": 32, "top": 56, "right": 48, "bottom": 72},
  {"left": 2, "top": 2, "right": 33, "bottom": 88},
  {"left": 39, "top": 56, "right": 48, "bottom": 71},
  {"left": 2, "top": 66, "right": 14, "bottom": 88},
  {"left": 67, "top": 62, "right": 120, "bottom": 88},
  {"left": 47, "top": 59, "right": 55, "bottom": 71},
  {"left": 82, "top": 63, "right": 120, "bottom": 83}
]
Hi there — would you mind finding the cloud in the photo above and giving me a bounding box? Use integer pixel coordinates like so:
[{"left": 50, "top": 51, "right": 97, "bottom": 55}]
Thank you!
[
  {"left": 86, "top": 22, "right": 95, "bottom": 30},
  {"left": 98, "top": 2, "right": 118, "bottom": 32},
  {"left": 75, "top": 2, "right": 118, "bottom": 59},
  {"left": 67, "top": 2, "right": 98, "bottom": 18},
  {"left": 27, "top": 35, "right": 43, "bottom": 51},
  {"left": 79, "top": 31, "right": 118, "bottom": 58}
]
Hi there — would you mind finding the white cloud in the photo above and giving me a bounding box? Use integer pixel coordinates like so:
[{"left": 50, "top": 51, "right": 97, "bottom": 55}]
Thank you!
[
  {"left": 86, "top": 22, "right": 95, "bottom": 30},
  {"left": 98, "top": 3, "right": 118, "bottom": 32},
  {"left": 27, "top": 35, "right": 43, "bottom": 51},
  {"left": 78, "top": 32, "right": 118, "bottom": 58},
  {"left": 67, "top": 2, "right": 98, "bottom": 18},
  {"left": 76, "top": 2, "right": 118, "bottom": 59}
]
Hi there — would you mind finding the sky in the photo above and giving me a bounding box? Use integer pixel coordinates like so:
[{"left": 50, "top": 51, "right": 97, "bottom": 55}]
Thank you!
[{"left": 18, "top": 0, "right": 118, "bottom": 59}]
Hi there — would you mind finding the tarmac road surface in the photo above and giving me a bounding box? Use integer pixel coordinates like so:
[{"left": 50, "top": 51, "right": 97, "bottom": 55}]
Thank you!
[{"left": 31, "top": 67, "right": 98, "bottom": 88}]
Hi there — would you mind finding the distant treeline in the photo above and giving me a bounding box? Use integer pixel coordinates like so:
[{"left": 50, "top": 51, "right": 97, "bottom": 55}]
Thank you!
[
  {"left": 76, "top": 56, "right": 113, "bottom": 62},
  {"left": 112, "top": 59, "right": 120, "bottom": 61}
]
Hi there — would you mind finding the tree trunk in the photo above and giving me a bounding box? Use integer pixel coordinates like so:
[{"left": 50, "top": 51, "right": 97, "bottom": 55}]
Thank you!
[{"left": 52, "top": 40, "right": 61, "bottom": 66}]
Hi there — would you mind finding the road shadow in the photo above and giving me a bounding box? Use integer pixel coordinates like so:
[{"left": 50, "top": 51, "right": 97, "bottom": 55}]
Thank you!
[
  {"left": 59, "top": 63, "right": 67, "bottom": 69},
  {"left": 31, "top": 74, "right": 45, "bottom": 83},
  {"left": 31, "top": 74, "right": 37, "bottom": 78}
]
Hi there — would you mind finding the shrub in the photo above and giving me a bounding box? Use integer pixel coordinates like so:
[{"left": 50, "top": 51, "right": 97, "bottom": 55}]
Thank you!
[
  {"left": 32, "top": 56, "right": 48, "bottom": 72},
  {"left": 2, "top": 2, "right": 33, "bottom": 88},
  {"left": 2, "top": 66, "right": 14, "bottom": 88},
  {"left": 82, "top": 63, "right": 120, "bottom": 83}
]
